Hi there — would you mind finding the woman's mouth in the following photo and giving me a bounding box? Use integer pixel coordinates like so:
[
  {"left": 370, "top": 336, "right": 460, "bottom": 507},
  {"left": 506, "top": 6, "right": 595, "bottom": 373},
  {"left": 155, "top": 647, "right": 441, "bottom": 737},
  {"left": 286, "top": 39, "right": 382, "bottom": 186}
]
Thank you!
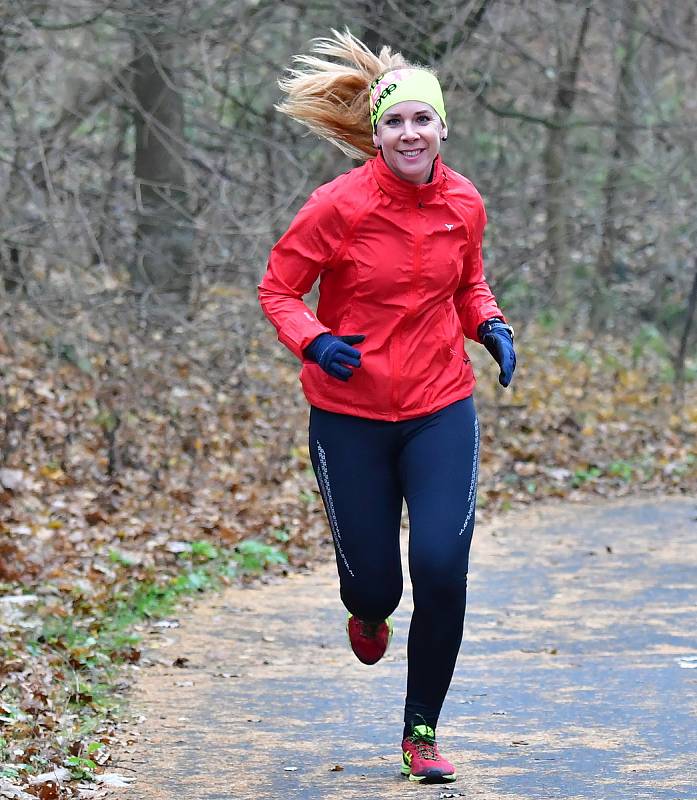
[{"left": 398, "top": 149, "right": 425, "bottom": 159}]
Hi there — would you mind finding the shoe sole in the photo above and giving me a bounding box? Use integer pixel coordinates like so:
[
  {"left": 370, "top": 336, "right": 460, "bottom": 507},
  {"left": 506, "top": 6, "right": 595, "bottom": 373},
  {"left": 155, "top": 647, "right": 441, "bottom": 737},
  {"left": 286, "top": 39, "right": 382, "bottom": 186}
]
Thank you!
[{"left": 401, "top": 762, "right": 456, "bottom": 783}]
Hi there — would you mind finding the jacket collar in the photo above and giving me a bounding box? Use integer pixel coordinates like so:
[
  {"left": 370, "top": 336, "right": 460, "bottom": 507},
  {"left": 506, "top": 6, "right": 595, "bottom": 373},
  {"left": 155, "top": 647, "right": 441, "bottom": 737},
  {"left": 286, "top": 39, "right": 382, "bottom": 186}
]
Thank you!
[{"left": 370, "top": 150, "right": 445, "bottom": 204}]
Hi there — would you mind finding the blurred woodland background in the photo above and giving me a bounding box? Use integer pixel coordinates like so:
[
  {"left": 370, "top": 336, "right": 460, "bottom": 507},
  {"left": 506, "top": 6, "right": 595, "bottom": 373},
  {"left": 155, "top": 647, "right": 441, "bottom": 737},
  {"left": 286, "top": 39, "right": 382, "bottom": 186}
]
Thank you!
[
  {"left": 0, "top": 1, "right": 696, "bottom": 795},
  {"left": 2, "top": 1, "right": 697, "bottom": 333}
]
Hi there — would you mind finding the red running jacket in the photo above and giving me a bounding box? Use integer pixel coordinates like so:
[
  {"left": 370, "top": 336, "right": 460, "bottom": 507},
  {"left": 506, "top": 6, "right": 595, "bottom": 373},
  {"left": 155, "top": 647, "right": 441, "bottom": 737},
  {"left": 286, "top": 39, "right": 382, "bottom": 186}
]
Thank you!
[{"left": 258, "top": 152, "right": 505, "bottom": 421}]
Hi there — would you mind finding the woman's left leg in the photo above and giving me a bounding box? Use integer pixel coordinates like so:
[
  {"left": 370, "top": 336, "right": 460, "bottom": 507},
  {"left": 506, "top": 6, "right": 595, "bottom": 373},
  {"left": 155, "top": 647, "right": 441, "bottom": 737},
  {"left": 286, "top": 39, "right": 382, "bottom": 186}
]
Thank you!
[{"left": 398, "top": 396, "right": 480, "bottom": 737}]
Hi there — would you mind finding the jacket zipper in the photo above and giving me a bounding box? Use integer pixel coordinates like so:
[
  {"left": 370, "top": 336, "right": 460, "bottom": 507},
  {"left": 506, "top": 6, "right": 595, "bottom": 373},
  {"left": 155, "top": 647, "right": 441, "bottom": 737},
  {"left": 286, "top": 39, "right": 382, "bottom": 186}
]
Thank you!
[{"left": 391, "top": 200, "right": 424, "bottom": 417}]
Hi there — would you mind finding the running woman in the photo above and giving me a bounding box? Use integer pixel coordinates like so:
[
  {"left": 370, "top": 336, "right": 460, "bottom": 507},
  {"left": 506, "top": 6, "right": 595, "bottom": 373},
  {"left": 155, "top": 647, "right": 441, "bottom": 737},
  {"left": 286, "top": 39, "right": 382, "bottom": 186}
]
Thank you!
[{"left": 258, "top": 30, "right": 516, "bottom": 784}]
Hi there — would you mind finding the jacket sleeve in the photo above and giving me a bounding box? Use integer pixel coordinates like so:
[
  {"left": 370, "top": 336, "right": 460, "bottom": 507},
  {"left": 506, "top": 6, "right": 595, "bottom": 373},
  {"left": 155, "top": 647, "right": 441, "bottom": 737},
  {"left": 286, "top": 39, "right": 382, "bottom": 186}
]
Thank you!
[
  {"left": 258, "top": 190, "right": 340, "bottom": 360},
  {"left": 453, "top": 200, "right": 506, "bottom": 341}
]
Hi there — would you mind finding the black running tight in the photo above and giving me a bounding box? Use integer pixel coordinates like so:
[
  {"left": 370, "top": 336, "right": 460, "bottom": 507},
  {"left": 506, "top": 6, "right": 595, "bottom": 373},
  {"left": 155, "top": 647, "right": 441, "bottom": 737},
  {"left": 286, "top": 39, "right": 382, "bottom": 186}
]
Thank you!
[{"left": 308, "top": 397, "right": 479, "bottom": 737}]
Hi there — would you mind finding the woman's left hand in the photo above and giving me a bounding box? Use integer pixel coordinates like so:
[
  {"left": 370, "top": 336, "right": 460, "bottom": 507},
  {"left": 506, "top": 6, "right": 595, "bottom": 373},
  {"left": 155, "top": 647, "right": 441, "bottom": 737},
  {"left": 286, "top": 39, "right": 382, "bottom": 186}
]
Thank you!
[{"left": 477, "top": 318, "right": 516, "bottom": 388}]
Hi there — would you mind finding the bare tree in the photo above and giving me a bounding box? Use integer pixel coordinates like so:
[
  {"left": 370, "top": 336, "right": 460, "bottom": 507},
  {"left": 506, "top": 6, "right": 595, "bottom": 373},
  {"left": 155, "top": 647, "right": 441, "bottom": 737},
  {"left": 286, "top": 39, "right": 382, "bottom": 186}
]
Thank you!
[
  {"left": 0, "top": 0, "right": 695, "bottom": 351},
  {"left": 541, "top": 2, "right": 592, "bottom": 309},
  {"left": 130, "top": 9, "right": 193, "bottom": 303},
  {"left": 674, "top": 257, "right": 697, "bottom": 400},
  {"left": 592, "top": 0, "right": 641, "bottom": 330}
]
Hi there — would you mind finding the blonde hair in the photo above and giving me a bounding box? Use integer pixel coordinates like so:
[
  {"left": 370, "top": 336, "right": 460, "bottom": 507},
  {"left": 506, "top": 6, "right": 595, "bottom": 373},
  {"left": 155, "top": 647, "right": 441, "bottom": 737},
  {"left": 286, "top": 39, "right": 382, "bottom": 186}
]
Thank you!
[{"left": 276, "top": 29, "right": 417, "bottom": 160}]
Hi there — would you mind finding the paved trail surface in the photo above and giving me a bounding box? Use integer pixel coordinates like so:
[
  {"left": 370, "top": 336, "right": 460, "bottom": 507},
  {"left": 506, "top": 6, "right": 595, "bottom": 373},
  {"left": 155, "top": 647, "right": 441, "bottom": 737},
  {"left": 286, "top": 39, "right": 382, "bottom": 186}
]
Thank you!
[{"left": 120, "top": 498, "right": 697, "bottom": 800}]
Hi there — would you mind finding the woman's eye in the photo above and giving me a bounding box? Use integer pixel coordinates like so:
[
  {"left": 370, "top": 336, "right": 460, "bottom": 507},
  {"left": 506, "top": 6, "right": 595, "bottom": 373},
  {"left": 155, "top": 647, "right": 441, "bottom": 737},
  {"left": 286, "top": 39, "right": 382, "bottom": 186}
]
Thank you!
[
  {"left": 417, "top": 115, "right": 431, "bottom": 123},
  {"left": 386, "top": 118, "right": 400, "bottom": 125}
]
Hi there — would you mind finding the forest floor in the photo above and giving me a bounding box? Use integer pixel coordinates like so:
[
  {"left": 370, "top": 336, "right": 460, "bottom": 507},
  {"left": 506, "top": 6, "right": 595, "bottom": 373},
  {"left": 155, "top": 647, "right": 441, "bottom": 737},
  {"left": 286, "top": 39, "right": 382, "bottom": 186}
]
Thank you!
[
  {"left": 1, "top": 295, "right": 696, "bottom": 798},
  {"left": 118, "top": 497, "right": 697, "bottom": 800}
]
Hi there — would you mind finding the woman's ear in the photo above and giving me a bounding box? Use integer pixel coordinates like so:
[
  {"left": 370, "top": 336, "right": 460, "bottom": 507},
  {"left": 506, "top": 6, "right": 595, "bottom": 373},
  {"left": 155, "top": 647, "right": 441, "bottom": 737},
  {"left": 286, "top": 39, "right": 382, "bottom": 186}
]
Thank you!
[
  {"left": 372, "top": 130, "right": 380, "bottom": 149},
  {"left": 441, "top": 123, "right": 449, "bottom": 142}
]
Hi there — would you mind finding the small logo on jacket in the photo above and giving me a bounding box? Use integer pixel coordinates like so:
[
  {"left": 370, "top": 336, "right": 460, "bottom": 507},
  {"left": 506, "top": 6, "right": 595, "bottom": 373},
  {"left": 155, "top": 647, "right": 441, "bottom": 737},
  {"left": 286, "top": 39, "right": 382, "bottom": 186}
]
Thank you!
[{"left": 444, "top": 223, "right": 454, "bottom": 231}]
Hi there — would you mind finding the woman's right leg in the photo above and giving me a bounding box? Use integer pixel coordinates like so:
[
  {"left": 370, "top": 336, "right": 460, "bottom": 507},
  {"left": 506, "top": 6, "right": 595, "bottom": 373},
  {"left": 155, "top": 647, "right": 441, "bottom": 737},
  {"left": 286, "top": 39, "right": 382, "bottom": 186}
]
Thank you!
[{"left": 308, "top": 407, "right": 404, "bottom": 623}]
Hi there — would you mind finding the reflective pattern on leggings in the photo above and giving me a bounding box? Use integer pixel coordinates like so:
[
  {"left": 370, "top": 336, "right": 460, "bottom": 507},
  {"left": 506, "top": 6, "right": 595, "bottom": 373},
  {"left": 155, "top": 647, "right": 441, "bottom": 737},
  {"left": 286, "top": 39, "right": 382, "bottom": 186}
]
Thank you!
[{"left": 308, "top": 397, "right": 479, "bottom": 736}]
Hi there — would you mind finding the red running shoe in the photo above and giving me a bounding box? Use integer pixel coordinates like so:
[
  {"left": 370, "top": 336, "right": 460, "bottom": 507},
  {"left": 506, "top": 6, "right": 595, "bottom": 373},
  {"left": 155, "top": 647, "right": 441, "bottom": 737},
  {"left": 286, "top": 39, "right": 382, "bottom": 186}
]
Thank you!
[
  {"left": 401, "top": 722, "right": 457, "bottom": 783},
  {"left": 346, "top": 614, "right": 393, "bottom": 665}
]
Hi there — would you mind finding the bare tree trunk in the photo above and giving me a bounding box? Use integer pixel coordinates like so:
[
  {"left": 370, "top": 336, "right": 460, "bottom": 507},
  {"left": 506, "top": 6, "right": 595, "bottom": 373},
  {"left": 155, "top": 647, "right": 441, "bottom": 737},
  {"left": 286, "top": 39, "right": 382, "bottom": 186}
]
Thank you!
[
  {"left": 131, "top": 19, "right": 193, "bottom": 303},
  {"left": 542, "top": 4, "right": 592, "bottom": 311},
  {"left": 262, "top": 108, "right": 284, "bottom": 245},
  {"left": 674, "top": 257, "right": 697, "bottom": 402},
  {"left": 0, "top": 12, "right": 22, "bottom": 293},
  {"left": 592, "top": 0, "right": 640, "bottom": 330},
  {"left": 95, "top": 106, "right": 130, "bottom": 269}
]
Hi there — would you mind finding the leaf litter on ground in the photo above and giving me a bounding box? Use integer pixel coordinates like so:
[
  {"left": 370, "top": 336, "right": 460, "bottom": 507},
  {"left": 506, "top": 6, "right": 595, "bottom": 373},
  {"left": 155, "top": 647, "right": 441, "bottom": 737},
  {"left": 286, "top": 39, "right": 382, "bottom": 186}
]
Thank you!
[{"left": 0, "top": 293, "right": 695, "bottom": 796}]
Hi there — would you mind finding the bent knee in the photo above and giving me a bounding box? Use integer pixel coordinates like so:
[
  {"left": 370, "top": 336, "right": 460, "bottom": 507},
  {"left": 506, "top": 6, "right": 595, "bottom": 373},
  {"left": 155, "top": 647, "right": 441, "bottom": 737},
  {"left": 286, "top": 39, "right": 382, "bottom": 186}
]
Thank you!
[{"left": 341, "top": 585, "right": 402, "bottom": 623}]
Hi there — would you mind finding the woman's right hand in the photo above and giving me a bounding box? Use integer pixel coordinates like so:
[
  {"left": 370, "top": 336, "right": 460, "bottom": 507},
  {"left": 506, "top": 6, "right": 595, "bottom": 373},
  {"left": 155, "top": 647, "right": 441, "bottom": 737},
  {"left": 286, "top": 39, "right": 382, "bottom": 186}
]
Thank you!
[{"left": 304, "top": 333, "right": 365, "bottom": 381}]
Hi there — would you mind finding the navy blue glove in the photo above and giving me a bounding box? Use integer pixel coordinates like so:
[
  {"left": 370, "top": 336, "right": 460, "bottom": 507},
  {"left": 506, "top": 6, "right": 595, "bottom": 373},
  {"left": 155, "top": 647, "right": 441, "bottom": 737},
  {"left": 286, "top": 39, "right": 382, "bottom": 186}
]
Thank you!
[
  {"left": 304, "top": 333, "right": 365, "bottom": 381},
  {"left": 477, "top": 317, "right": 516, "bottom": 388}
]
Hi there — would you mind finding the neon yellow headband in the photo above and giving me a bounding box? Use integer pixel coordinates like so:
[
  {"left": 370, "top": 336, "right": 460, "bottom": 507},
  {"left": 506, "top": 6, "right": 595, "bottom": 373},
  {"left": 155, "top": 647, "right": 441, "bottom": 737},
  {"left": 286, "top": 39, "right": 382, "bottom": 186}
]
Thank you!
[{"left": 369, "top": 68, "right": 446, "bottom": 130}]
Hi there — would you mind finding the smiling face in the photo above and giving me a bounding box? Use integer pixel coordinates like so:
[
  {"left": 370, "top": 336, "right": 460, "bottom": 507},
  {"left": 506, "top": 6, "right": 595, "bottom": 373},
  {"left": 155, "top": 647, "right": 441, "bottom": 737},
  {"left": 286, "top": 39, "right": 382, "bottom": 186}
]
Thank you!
[{"left": 372, "top": 100, "right": 448, "bottom": 185}]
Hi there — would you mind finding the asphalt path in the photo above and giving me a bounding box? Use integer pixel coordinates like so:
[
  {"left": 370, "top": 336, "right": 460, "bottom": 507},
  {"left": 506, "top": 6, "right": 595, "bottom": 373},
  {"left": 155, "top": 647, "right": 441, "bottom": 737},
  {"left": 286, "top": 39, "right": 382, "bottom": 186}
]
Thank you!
[{"left": 119, "top": 497, "right": 697, "bottom": 800}]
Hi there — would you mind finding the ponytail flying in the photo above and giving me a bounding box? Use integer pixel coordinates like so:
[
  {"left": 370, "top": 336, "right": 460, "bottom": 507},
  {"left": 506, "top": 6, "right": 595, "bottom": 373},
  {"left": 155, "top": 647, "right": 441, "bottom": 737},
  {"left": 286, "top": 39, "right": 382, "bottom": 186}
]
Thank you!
[{"left": 275, "top": 29, "right": 442, "bottom": 161}]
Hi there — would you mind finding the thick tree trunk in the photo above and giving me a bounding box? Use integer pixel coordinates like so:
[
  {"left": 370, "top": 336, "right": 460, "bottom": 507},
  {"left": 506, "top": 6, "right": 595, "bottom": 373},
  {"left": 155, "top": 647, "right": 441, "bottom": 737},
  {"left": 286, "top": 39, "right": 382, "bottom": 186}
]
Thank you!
[
  {"left": 592, "top": 0, "right": 640, "bottom": 330},
  {"left": 0, "top": 17, "right": 21, "bottom": 293},
  {"left": 542, "top": 5, "right": 592, "bottom": 310},
  {"left": 543, "top": 119, "right": 569, "bottom": 304},
  {"left": 131, "top": 22, "right": 193, "bottom": 302},
  {"left": 95, "top": 106, "right": 130, "bottom": 268}
]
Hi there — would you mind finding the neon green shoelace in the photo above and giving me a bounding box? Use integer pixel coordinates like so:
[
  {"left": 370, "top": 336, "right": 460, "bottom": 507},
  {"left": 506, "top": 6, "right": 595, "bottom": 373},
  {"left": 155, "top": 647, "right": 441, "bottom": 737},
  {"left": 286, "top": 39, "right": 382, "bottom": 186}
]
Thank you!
[{"left": 408, "top": 724, "right": 439, "bottom": 761}]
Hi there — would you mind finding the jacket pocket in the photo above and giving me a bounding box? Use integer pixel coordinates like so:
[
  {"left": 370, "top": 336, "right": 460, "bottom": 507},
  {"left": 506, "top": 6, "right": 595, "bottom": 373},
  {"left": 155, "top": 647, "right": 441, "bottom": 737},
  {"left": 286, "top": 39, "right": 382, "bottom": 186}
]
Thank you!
[
  {"left": 431, "top": 305, "right": 452, "bottom": 363},
  {"left": 438, "top": 304, "right": 471, "bottom": 366}
]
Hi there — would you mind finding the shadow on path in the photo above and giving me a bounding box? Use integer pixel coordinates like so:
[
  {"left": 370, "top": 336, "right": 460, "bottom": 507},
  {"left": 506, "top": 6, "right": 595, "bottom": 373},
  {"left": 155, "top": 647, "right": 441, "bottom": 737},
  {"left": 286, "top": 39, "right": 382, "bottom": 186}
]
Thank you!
[{"left": 120, "top": 497, "right": 697, "bottom": 799}]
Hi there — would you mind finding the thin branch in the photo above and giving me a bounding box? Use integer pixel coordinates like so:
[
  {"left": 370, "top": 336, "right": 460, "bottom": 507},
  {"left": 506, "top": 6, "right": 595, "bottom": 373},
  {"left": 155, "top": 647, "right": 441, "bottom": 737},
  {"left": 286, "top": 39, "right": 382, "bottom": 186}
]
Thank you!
[{"left": 18, "top": 0, "right": 115, "bottom": 31}]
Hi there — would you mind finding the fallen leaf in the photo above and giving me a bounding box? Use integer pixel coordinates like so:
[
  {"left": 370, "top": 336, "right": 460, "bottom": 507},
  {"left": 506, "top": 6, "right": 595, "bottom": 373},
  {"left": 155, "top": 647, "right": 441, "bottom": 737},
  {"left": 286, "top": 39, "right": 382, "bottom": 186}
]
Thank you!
[
  {"left": 0, "top": 469, "right": 25, "bottom": 491},
  {"left": 0, "top": 779, "right": 36, "bottom": 799},
  {"left": 94, "top": 774, "right": 136, "bottom": 787},
  {"left": 35, "top": 783, "right": 59, "bottom": 800},
  {"left": 28, "top": 767, "right": 71, "bottom": 785},
  {"left": 85, "top": 510, "right": 108, "bottom": 525}
]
